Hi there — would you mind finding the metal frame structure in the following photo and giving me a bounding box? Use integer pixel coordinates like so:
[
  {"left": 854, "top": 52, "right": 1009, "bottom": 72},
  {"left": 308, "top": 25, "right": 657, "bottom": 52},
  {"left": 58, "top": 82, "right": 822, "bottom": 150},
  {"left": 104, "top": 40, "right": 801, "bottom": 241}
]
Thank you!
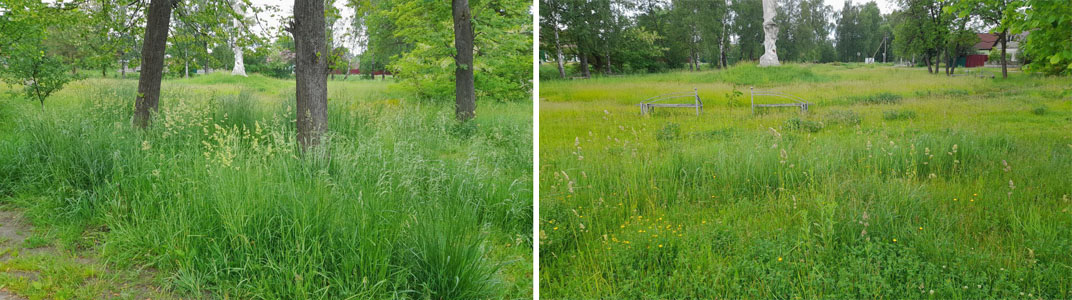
[
  {"left": 951, "top": 68, "right": 996, "bottom": 78},
  {"left": 638, "top": 88, "right": 702, "bottom": 116},
  {"left": 750, "top": 87, "right": 809, "bottom": 114}
]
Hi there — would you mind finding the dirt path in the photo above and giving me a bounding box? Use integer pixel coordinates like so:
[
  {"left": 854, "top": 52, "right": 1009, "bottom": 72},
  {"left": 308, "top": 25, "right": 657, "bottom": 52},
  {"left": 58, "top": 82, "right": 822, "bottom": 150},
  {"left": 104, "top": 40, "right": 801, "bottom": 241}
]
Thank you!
[{"left": 0, "top": 209, "right": 174, "bottom": 299}]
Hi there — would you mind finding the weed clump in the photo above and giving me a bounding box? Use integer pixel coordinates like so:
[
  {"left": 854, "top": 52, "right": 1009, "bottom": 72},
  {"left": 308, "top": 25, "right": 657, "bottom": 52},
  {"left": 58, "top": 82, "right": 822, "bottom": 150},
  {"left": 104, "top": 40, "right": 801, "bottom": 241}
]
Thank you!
[
  {"left": 883, "top": 109, "right": 918, "bottom": 120},
  {"left": 784, "top": 118, "right": 824, "bottom": 132},
  {"left": 706, "top": 64, "right": 833, "bottom": 86},
  {"left": 656, "top": 123, "right": 681, "bottom": 141},
  {"left": 1031, "top": 106, "right": 1048, "bottom": 115},
  {"left": 824, "top": 110, "right": 861, "bottom": 125},
  {"left": 849, "top": 92, "right": 902, "bottom": 105}
]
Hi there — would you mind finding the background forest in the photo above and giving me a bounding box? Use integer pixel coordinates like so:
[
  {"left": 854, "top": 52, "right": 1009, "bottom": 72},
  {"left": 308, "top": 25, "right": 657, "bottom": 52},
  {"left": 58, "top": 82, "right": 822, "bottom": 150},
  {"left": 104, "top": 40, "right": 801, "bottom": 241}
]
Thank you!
[{"left": 539, "top": 0, "right": 1072, "bottom": 79}]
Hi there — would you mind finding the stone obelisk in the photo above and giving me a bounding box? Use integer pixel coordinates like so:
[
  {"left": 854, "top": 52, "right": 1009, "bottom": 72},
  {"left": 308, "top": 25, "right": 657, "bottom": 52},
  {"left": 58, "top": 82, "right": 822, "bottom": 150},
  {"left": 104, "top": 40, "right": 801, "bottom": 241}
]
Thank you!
[{"left": 759, "top": 0, "right": 780, "bottom": 67}]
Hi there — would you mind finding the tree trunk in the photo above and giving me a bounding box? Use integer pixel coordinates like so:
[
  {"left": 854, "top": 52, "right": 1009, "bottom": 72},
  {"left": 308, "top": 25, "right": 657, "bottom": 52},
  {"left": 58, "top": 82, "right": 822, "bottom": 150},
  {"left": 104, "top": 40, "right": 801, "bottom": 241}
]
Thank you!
[
  {"left": 344, "top": 59, "right": 351, "bottom": 80},
  {"left": 719, "top": 25, "right": 728, "bottom": 69},
  {"left": 580, "top": 53, "right": 590, "bottom": 78},
  {"left": 999, "top": 30, "right": 1008, "bottom": 79},
  {"left": 291, "top": 0, "right": 329, "bottom": 150},
  {"left": 554, "top": 27, "right": 566, "bottom": 78},
  {"left": 925, "top": 55, "right": 932, "bottom": 74},
  {"left": 102, "top": 66, "right": 107, "bottom": 78},
  {"left": 184, "top": 55, "right": 190, "bottom": 78},
  {"left": 133, "top": 0, "right": 175, "bottom": 129},
  {"left": 453, "top": 0, "right": 476, "bottom": 122},
  {"left": 120, "top": 59, "right": 126, "bottom": 79},
  {"left": 694, "top": 50, "right": 700, "bottom": 70},
  {"left": 688, "top": 47, "right": 695, "bottom": 71},
  {"left": 604, "top": 49, "right": 611, "bottom": 74},
  {"left": 944, "top": 50, "right": 950, "bottom": 75}
]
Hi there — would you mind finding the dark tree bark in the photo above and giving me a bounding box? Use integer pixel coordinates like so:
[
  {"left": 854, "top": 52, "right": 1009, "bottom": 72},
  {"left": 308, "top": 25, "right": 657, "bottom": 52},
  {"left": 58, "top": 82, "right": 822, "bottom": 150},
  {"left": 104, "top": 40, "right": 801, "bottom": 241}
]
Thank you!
[
  {"left": 688, "top": 48, "right": 695, "bottom": 71},
  {"left": 453, "top": 0, "right": 476, "bottom": 122},
  {"left": 604, "top": 49, "right": 611, "bottom": 74},
  {"left": 998, "top": 30, "right": 1008, "bottom": 79},
  {"left": 579, "top": 53, "right": 590, "bottom": 78},
  {"left": 291, "top": 0, "right": 329, "bottom": 150},
  {"left": 133, "top": 0, "right": 176, "bottom": 129},
  {"left": 924, "top": 55, "right": 932, "bottom": 74}
]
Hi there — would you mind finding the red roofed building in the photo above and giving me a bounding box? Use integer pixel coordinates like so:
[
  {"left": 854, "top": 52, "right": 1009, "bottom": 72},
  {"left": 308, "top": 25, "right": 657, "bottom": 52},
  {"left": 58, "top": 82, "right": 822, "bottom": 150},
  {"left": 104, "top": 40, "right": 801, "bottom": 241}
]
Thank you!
[
  {"left": 967, "top": 32, "right": 1024, "bottom": 68},
  {"left": 966, "top": 33, "right": 997, "bottom": 67}
]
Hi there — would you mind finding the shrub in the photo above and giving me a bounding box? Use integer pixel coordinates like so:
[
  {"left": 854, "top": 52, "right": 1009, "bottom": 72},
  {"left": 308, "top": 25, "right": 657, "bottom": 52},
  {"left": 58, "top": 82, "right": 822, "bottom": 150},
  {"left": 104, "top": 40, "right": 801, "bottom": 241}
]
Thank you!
[
  {"left": 848, "top": 92, "right": 902, "bottom": 105},
  {"left": 705, "top": 64, "right": 833, "bottom": 86},
  {"left": 883, "top": 109, "right": 918, "bottom": 120},
  {"left": 824, "top": 110, "right": 861, "bottom": 125},
  {"left": 784, "top": 118, "right": 825, "bottom": 132},
  {"left": 656, "top": 123, "right": 681, "bottom": 141}
]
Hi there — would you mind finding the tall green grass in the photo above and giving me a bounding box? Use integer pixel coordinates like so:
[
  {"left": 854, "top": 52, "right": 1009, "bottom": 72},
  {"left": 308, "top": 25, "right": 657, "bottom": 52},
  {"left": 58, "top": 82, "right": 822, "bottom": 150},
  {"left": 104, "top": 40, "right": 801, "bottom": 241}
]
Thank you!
[
  {"left": 540, "top": 64, "right": 1072, "bottom": 298},
  {"left": 0, "top": 76, "right": 532, "bottom": 298}
]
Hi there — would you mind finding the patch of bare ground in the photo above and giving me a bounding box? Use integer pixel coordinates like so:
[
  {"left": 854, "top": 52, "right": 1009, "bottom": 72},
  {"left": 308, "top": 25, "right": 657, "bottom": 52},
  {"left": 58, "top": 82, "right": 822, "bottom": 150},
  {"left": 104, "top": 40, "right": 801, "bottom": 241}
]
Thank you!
[{"left": 0, "top": 209, "right": 176, "bottom": 299}]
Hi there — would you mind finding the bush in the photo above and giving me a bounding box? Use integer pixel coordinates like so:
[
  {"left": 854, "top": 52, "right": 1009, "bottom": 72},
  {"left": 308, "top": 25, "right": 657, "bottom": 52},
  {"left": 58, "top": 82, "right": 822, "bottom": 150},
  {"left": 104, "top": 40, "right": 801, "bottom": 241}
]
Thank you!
[
  {"left": 883, "top": 109, "right": 918, "bottom": 120},
  {"left": 824, "top": 110, "right": 861, "bottom": 125},
  {"left": 656, "top": 123, "right": 682, "bottom": 141},
  {"left": 784, "top": 118, "right": 825, "bottom": 133},
  {"left": 848, "top": 92, "right": 902, "bottom": 105},
  {"left": 703, "top": 64, "right": 834, "bottom": 86}
]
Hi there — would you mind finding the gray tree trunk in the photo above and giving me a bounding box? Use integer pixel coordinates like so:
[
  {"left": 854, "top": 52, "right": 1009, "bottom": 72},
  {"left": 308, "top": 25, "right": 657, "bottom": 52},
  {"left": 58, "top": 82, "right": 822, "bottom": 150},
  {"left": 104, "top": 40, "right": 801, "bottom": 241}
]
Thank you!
[
  {"left": 453, "top": 0, "right": 476, "bottom": 122},
  {"left": 344, "top": 59, "right": 351, "bottom": 80},
  {"left": 999, "top": 30, "right": 1008, "bottom": 79},
  {"left": 133, "top": 0, "right": 175, "bottom": 129},
  {"left": 579, "top": 53, "right": 590, "bottom": 78},
  {"left": 291, "top": 0, "right": 329, "bottom": 150},
  {"left": 604, "top": 49, "right": 611, "bottom": 74},
  {"left": 184, "top": 51, "right": 189, "bottom": 78},
  {"left": 719, "top": 22, "right": 728, "bottom": 69},
  {"left": 554, "top": 28, "right": 565, "bottom": 78}
]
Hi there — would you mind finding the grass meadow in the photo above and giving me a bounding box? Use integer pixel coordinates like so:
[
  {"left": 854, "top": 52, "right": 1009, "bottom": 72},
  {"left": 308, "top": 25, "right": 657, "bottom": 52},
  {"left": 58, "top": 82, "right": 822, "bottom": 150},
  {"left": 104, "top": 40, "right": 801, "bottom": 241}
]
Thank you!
[
  {"left": 539, "top": 63, "right": 1072, "bottom": 298},
  {"left": 0, "top": 74, "right": 532, "bottom": 298}
]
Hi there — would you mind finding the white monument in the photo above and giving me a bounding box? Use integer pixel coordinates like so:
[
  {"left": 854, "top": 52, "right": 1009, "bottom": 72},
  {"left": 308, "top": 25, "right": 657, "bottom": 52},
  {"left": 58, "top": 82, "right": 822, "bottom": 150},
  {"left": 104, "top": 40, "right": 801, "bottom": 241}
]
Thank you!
[
  {"left": 231, "top": 0, "right": 247, "bottom": 77},
  {"left": 759, "top": 0, "right": 780, "bottom": 67}
]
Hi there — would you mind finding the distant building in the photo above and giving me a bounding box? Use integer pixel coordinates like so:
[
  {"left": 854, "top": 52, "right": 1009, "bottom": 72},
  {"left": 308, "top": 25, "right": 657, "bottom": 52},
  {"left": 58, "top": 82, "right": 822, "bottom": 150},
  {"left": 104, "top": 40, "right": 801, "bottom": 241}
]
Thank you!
[{"left": 967, "top": 32, "right": 1025, "bottom": 68}]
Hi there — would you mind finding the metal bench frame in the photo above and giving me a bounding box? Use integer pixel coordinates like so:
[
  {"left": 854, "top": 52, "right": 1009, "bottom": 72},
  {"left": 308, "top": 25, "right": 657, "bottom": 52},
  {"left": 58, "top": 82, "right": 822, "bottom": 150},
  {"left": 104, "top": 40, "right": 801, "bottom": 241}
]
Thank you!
[
  {"left": 751, "top": 87, "right": 810, "bottom": 114},
  {"left": 951, "top": 68, "right": 995, "bottom": 78},
  {"left": 639, "top": 88, "right": 702, "bottom": 116}
]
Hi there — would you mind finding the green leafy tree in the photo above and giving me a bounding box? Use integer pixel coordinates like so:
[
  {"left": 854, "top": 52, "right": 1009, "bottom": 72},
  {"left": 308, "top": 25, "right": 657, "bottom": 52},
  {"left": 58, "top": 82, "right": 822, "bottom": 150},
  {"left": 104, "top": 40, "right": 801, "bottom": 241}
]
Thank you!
[
  {"left": 730, "top": 0, "right": 764, "bottom": 62},
  {"left": 893, "top": 0, "right": 954, "bottom": 74},
  {"left": 0, "top": 0, "right": 75, "bottom": 107},
  {"left": 1013, "top": 0, "right": 1070, "bottom": 76},
  {"left": 949, "top": 0, "right": 1026, "bottom": 78},
  {"left": 360, "top": 0, "right": 531, "bottom": 102}
]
